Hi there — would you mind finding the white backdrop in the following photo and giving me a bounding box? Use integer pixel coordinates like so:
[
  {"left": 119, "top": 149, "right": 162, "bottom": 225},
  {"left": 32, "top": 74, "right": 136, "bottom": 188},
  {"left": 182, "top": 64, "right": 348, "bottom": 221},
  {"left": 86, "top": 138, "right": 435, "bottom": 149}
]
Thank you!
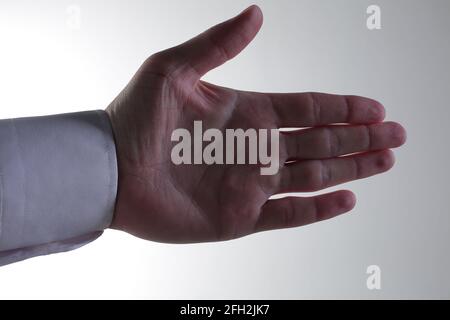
[{"left": 0, "top": 0, "right": 449, "bottom": 299}]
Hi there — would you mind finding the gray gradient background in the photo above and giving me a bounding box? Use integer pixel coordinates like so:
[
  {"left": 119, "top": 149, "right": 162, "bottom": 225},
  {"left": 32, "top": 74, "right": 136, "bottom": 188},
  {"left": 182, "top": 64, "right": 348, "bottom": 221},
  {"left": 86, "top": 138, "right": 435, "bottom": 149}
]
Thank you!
[{"left": 0, "top": 0, "right": 449, "bottom": 299}]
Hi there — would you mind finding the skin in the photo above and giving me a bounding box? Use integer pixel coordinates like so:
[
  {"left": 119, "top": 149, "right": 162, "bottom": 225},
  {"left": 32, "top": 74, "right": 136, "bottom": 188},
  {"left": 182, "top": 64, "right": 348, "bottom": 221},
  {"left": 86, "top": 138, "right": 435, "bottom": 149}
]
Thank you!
[{"left": 106, "top": 5, "right": 406, "bottom": 243}]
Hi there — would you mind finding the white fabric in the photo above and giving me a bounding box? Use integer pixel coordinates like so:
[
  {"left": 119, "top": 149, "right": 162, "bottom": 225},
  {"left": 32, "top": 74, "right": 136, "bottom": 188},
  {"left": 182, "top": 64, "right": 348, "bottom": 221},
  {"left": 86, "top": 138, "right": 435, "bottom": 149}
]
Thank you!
[{"left": 0, "top": 110, "right": 117, "bottom": 266}]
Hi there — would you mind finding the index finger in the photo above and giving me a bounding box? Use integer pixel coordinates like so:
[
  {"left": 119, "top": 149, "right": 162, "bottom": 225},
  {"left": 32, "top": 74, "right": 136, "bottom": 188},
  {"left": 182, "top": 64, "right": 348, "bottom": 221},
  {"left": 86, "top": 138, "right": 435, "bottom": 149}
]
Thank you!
[{"left": 266, "top": 92, "right": 386, "bottom": 127}]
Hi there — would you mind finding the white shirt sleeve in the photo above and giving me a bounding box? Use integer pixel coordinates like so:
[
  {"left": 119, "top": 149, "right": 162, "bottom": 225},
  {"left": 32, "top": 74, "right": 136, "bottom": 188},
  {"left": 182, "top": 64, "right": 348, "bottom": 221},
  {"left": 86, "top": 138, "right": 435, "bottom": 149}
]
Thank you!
[{"left": 0, "top": 110, "right": 118, "bottom": 266}]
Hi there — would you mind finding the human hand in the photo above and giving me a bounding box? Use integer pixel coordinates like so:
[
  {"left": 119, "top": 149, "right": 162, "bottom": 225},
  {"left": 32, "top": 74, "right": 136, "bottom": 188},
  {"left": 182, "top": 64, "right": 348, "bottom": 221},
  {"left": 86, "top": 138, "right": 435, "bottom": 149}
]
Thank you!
[{"left": 106, "top": 5, "right": 406, "bottom": 243}]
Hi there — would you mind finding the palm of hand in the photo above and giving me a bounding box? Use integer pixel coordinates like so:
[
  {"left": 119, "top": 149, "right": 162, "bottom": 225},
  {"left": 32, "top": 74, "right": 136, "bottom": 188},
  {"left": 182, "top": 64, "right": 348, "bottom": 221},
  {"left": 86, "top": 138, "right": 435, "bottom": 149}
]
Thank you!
[
  {"left": 106, "top": 6, "right": 406, "bottom": 243},
  {"left": 108, "top": 59, "right": 281, "bottom": 242}
]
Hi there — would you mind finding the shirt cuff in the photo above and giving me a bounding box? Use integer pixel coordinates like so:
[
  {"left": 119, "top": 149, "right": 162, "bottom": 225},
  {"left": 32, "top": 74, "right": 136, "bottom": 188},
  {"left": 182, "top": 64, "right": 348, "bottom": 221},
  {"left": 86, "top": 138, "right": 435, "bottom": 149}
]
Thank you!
[{"left": 0, "top": 110, "right": 118, "bottom": 266}]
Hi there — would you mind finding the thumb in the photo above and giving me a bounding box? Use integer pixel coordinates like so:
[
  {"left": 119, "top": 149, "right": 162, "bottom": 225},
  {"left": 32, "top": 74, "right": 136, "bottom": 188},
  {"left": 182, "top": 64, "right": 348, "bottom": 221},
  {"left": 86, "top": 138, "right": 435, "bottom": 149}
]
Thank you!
[{"left": 160, "top": 5, "right": 263, "bottom": 82}]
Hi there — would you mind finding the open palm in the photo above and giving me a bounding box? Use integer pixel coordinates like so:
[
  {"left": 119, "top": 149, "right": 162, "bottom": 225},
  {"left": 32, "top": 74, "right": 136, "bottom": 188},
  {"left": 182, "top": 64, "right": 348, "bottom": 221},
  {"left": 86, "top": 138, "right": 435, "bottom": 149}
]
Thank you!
[{"left": 106, "top": 5, "right": 406, "bottom": 243}]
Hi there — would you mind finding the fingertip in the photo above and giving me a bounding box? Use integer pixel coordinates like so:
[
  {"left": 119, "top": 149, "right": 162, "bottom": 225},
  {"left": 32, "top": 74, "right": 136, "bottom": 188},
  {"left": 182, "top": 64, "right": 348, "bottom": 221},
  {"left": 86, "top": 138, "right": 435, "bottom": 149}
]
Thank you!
[
  {"left": 337, "top": 190, "right": 357, "bottom": 212},
  {"left": 376, "top": 101, "right": 386, "bottom": 121},
  {"left": 348, "top": 95, "right": 385, "bottom": 124},
  {"left": 376, "top": 149, "right": 396, "bottom": 171},
  {"left": 318, "top": 190, "right": 356, "bottom": 221},
  {"left": 243, "top": 4, "right": 263, "bottom": 17},
  {"left": 391, "top": 122, "right": 407, "bottom": 146},
  {"left": 240, "top": 4, "right": 264, "bottom": 26},
  {"left": 368, "top": 100, "right": 386, "bottom": 123}
]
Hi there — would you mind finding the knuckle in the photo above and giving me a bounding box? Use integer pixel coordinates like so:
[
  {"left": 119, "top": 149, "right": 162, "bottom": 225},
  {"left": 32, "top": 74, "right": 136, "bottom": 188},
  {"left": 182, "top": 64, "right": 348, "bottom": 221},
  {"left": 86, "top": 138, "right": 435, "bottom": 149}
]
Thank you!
[
  {"left": 146, "top": 51, "right": 174, "bottom": 68},
  {"left": 351, "top": 157, "right": 362, "bottom": 179},
  {"left": 307, "top": 92, "right": 321, "bottom": 125},
  {"left": 142, "top": 51, "right": 181, "bottom": 81},
  {"left": 303, "top": 161, "right": 324, "bottom": 190},
  {"left": 206, "top": 33, "right": 230, "bottom": 63},
  {"left": 364, "top": 125, "right": 373, "bottom": 150},
  {"left": 259, "top": 173, "right": 281, "bottom": 196},
  {"left": 282, "top": 135, "right": 297, "bottom": 161},
  {"left": 327, "top": 128, "right": 341, "bottom": 156},
  {"left": 279, "top": 135, "right": 290, "bottom": 162},
  {"left": 315, "top": 128, "right": 338, "bottom": 157},
  {"left": 282, "top": 199, "right": 297, "bottom": 227}
]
